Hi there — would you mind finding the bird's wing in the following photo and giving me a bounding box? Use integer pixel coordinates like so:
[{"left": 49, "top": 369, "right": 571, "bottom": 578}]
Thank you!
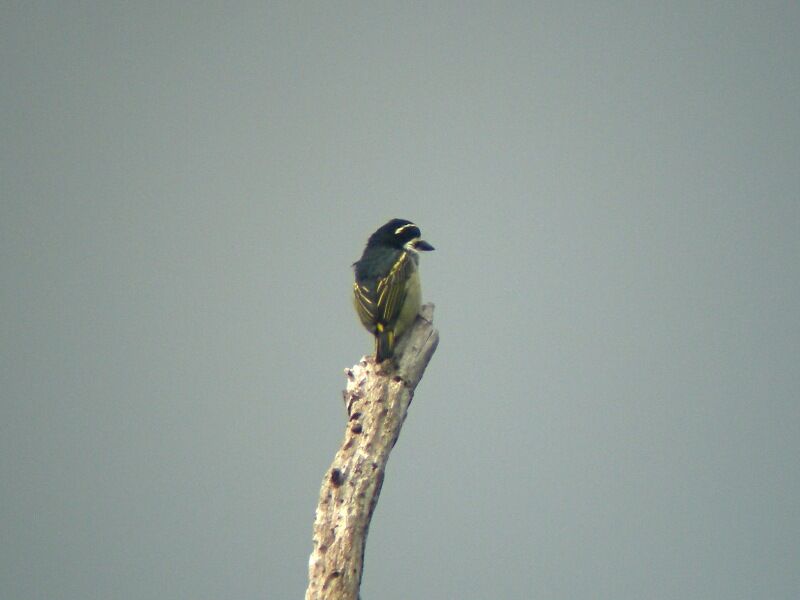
[
  {"left": 374, "top": 251, "right": 414, "bottom": 326},
  {"left": 353, "top": 279, "right": 377, "bottom": 325},
  {"left": 353, "top": 250, "right": 414, "bottom": 329}
]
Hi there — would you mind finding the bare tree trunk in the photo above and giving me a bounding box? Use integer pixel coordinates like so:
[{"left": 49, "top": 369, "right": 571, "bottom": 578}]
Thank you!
[{"left": 305, "top": 304, "right": 439, "bottom": 600}]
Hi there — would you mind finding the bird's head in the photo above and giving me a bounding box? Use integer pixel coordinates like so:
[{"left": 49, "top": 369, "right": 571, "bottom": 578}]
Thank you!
[{"left": 367, "top": 218, "right": 435, "bottom": 253}]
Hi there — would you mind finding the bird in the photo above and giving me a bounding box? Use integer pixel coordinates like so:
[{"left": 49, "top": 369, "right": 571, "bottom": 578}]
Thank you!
[{"left": 353, "top": 218, "right": 435, "bottom": 362}]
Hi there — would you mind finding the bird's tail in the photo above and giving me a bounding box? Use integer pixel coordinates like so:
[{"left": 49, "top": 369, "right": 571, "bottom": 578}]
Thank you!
[{"left": 375, "top": 327, "right": 395, "bottom": 362}]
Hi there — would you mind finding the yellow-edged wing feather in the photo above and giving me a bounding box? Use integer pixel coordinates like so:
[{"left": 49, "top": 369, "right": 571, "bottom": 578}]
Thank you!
[
  {"left": 375, "top": 251, "right": 414, "bottom": 325},
  {"left": 353, "top": 251, "right": 414, "bottom": 332},
  {"left": 353, "top": 281, "right": 376, "bottom": 327}
]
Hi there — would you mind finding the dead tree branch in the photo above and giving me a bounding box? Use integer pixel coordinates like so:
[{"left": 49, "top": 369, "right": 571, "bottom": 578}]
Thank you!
[{"left": 305, "top": 304, "right": 439, "bottom": 600}]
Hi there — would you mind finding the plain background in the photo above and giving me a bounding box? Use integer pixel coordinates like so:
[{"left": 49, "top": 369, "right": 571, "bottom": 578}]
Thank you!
[{"left": 2, "top": 3, "right": 799, "bottom": 599}]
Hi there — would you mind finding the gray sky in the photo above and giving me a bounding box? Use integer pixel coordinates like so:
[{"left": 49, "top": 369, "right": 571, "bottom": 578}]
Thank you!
[{"left": 2, "top": 2, "right": 799, "bottom": 599}]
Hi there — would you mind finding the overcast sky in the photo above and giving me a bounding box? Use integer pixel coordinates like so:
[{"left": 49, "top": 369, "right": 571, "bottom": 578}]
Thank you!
[{"left": 2, "top": 3, "right": 799, "bottom": 599}]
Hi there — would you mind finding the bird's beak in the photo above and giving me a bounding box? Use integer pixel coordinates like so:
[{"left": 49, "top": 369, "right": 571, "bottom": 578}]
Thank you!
[{"left": 414, "top": 240, "right": 435, "bottom": 251}]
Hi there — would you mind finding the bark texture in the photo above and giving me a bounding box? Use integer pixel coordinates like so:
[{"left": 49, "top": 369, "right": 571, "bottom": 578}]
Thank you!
[{"left": 305, "top": 304, "right": 439, "bottom": 600}]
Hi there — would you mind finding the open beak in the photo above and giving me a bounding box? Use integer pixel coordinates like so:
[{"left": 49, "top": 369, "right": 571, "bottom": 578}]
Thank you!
[{"left": 414, "top": 239, "right": 435, "bottom": 251}]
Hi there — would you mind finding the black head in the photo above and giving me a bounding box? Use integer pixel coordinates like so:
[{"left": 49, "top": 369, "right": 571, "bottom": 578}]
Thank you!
[{"left": 366, "top": 218, "right": 435, "bottom": 252}]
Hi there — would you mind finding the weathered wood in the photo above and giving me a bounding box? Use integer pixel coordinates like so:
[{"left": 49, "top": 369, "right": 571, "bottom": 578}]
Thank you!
[{"left": 305, "top": 304, "right": 439, "bottom": 600}]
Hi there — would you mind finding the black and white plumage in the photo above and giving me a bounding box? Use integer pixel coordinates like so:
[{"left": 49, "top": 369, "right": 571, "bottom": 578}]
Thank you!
[{"left": 353, "top": 219, "right": 434, "bottom": 362}]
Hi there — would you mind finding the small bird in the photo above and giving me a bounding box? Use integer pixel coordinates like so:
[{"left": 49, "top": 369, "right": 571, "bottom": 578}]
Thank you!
[{"left": 353, "top": 219, "right": 435, "bottom": 362}]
